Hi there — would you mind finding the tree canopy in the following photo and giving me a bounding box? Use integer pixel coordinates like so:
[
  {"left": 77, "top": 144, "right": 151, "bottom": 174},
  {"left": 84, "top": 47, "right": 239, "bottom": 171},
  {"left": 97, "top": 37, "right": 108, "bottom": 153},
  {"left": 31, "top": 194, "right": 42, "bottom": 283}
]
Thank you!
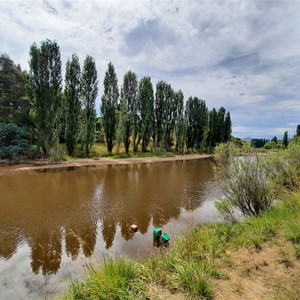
[
  {"left": 29, "top": 39, "right": 62, "bottom": 156},
  {"left": 1, "top": 40, "right": 235, "bottom": 158}
]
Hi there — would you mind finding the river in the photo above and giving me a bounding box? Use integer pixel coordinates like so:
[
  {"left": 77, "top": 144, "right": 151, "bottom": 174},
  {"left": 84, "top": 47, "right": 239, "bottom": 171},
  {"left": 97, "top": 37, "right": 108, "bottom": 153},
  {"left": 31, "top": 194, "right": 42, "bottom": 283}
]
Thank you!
[{"left": 0, "top": 158, "right": 222, "bottom": 299}]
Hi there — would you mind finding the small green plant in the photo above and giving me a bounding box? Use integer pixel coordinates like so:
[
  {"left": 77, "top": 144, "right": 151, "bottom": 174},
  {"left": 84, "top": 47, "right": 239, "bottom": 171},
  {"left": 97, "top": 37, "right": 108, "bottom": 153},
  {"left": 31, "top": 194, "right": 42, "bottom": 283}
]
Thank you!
[
  {"left": 50, "top": 155, "right": 73, "bottom": 162},
  {"left": 260, "top": 260, "right": 269, "bottom": 267},
  {"left": 28, "top": 144, "right": 43, "bottom": 159},
  {"left": 111, "top": 153, "right": 132, "bottom": 159},
  {"left": 294, "top": 245, "right": 300, "bottom": 259},
  {"left": 253, "top": 239, "right": 263, "bottom": 252},
  {"left": 242, "top": 266, "right": 252, "bottom": 275},
  {"left": 278, "top": 257, "right": 293, "bottom": 268}
]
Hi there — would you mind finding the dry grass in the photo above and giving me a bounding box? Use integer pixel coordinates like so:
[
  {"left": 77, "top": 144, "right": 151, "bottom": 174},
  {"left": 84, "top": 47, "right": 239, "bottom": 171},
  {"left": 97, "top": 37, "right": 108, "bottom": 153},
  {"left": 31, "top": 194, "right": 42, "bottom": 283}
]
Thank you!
[{"left": 213, "top": 240, "right": 300, "bottom": 300}]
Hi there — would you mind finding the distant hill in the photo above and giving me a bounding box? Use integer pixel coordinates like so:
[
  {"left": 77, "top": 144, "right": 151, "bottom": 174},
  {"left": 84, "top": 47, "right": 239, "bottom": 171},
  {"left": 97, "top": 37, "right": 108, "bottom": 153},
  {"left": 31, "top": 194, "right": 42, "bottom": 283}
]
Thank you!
[{"left": 243, "top": 137, "right": 253, "bottom": 141}]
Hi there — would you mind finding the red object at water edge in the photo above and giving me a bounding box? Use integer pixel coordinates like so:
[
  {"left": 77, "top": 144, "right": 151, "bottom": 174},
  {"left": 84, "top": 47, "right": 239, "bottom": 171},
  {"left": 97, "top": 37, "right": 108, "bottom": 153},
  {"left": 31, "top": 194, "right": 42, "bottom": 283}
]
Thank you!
[{"left": 130, "top": 224, "right": 138, "bottom": 232}]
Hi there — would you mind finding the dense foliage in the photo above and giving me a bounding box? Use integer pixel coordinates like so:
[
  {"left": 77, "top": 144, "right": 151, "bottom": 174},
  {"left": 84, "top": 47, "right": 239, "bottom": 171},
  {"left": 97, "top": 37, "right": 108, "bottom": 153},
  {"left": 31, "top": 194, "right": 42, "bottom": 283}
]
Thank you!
[
  {"left": 120, "top": 71, "right": 138, "bottom": 153},
  {"left": 29, "top": 40, "right": 63, "bottom": 156},
  {"left": 101, "top": 62, "right": 119, "bottom": 153},
  {"left": 0, "top": 54, "right": 32, "bottom": 128},
  {"left": 0, "top": 123, "right": 29, "bottom": 158},
  {"left": 1, "top": 39, "right": 235, "bottom": 158},
  {"left": 65, "top": 54, "right": 81, "bottom": 156},
  {"left": 214, "top": 140, "right": 300, "bottom": 218},
  {"left": 81, "top": 55, "right": 98, "bottom": 156},
  {"left": 251, "top": 138, "right": 269, "bottom": 148}
]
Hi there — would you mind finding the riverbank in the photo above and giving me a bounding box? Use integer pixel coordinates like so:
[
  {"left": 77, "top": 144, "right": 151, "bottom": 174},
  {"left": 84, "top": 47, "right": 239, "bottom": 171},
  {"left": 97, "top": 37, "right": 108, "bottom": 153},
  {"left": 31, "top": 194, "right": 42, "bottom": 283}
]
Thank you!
[
  {"left": 0, "top": 153, "right": 213, "bottom": 172},
  {"left": 63, "top": 191, "right": 300, "bottom": 300}
]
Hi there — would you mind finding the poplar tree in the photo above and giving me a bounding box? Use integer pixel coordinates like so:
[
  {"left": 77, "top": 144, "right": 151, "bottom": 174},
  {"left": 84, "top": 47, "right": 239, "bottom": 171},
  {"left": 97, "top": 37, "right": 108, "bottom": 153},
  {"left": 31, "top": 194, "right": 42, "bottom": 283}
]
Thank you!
[
  {"left": 162, "top": 83, "right": 175, "bottom": 149},
  {"left": 81, "top": 55, "right": 98, "bottom": 156},
  {"left": 174, "top": 90, "right": 184, "bottom": 152},
  {"left": 138, "top": 77, "right": 154, "bottom": 152},
  {"left": 296, "top": 124, "right": 300, "bottom": 137},
  {"left": 217, "top": 107, "right": 226, "bottom": 143},
  {"left": 65, "top": 54, "right": 81, "bottom": 156},
  {"left": 115, "top": 99, "right": 127, "bottom": 154},
  {"left": 29, "top": 39, "right": 62, "bottom": 156},
  {"left": 101, "top": 62, "right": 119, "bottom": 153},
  {"left": 121, "top": 71, "right": 138, "bottom": 153},
  {"left": 185, "top": 97, "right": 208, "bottom": 150},
  {"left": 207, "top": 108, "right": 219, "bottom": 149},
  {"left": 154, "top": 81, "right": 177, "bottom": 149},
  {"left": 283, "top": 131, "right": 289, "bottom": 148},
  {"left": 223, "top": 111, "right": 232, "bottom": 142},
  {"left": 154, "top": 80, "right": 166, "bottom": 148}
]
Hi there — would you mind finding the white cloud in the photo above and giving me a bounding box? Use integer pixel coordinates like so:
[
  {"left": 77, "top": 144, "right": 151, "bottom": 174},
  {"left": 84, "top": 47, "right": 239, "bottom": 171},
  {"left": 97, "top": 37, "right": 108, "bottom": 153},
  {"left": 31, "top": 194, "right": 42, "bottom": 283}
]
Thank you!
[{"left": 1, "top": 0, "right": 300, "bottom": 138}]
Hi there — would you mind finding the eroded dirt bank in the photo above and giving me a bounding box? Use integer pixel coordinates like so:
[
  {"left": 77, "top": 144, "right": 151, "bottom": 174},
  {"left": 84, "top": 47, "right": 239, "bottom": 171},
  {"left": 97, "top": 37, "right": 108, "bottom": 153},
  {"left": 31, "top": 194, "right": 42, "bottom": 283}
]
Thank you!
[{"left": 0, "top": 154, "right": 213, "bottom": 172}]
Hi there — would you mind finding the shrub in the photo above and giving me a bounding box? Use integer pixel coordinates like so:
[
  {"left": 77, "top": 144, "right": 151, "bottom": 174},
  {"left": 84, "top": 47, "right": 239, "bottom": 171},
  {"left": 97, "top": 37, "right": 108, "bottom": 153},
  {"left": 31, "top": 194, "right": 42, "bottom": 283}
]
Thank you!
[
  {"left": 263, "top": 141, "right": 282, "bottom": 150},
  {"left": 214, "top": 155, "right": 278, "bottom": 218},
  {"left": 264, "top": 144, "right": 300, "bottom": 192},
  {"left": 0, "top": 123, "right": 29, "bottom": 158}
]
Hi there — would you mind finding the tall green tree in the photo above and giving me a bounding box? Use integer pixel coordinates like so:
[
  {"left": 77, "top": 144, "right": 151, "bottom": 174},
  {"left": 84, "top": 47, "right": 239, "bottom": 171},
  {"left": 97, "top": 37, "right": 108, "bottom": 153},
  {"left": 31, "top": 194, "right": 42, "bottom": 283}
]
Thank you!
[
  {"left": 81, "top": 55, "right": 98, "bottom": 156},
  {"left": 185, "top": 97, "right": 208, "bottom": 150},
  {"left": 207, "top": 108, "right": 219, "bottom": 149},
  {"left": 0, "top": 54, "right": 32, "bottom": 127},
  {"left": 296, "top": 124, "right": 300, "bottom": 137},
  {"left": 162, "top": 83, "right": 175, "bottom": 149},
  {"left": 174, "top": 90, "right": 185, "bottom": 152},
  {"left": 216, "top": 107, "right": 226, "bottom": 143},
  {"left": 101, "top": 62, "right": 119, "bottom": 153},
  {"left": 121, "top": 71, "right": 138, "bottom": 153},
  {"left": 138, "top": 77, "right": 154, "bottom": 152},
  {"left": 115, "top": 99, "right": 127, "bottom": 154},
  {"left": 223, "top": 111, "right": 232, "bottom": 142},
  {"left": 154, "top": 80, "right": 166, "bottom": 148},
  {"left": 65, "top": 54, "right": 81, "bottom": 156},
  {"left": 271, "top": 136, "right": 278, "bottom": 143},
  {"left": 283, "top": 131, "right": 289, "bottom": 148},
  {"left": 29, "top": 39, "right": 62, "bottom": 156},
  {"left": 154, "top": 81, "right": 178, "bottom": 149}
]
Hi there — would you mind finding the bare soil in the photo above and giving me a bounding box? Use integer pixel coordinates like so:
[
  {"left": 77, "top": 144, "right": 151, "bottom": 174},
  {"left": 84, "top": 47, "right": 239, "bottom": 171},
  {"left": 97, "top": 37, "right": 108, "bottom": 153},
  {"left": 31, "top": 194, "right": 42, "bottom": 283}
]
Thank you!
[
  {"left": 0, "top": 154, "right": 213, "bottom": 173},
  {"left": 213, "top": 240, "right": 300, "bottom": 300}
]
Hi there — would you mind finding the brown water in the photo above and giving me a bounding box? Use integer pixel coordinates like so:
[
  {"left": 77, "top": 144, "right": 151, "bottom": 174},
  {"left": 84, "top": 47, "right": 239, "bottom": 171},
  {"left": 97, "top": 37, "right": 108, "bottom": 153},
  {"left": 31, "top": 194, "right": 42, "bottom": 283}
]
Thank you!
[{"left": 0, "top": 158, "right": 222, "bottom": 299}]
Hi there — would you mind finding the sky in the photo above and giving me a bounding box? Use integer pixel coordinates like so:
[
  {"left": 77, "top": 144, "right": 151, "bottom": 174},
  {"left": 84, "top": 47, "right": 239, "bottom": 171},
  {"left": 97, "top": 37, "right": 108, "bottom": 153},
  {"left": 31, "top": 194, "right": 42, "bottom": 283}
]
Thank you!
[{"left": 1, "top": 0, "right": 300, "bottom": 139}]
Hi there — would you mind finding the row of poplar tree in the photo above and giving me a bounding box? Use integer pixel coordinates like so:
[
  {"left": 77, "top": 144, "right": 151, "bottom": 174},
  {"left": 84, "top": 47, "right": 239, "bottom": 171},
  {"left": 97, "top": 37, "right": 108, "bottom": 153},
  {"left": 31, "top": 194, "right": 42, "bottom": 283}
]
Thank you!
[{"left": 1, "top": 39, "right": 232, "bottom": 157}]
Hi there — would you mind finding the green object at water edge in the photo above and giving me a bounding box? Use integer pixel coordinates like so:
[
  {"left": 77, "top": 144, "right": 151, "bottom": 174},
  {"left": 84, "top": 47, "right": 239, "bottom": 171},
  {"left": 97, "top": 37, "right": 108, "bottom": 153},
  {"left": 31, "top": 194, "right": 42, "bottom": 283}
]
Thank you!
[
  {"left": 153, "top": 227, "right": 162, "bottom": 239},
  {"left": 161, "top": 233, "right": 170, "bottom": 243}
]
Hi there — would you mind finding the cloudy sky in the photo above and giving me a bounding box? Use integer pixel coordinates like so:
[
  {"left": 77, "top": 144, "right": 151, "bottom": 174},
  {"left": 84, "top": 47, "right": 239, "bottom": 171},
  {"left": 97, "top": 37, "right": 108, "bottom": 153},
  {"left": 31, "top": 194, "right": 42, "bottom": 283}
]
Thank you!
[{"left": 1, "top": 0, "right": 300, "bottom": 138}]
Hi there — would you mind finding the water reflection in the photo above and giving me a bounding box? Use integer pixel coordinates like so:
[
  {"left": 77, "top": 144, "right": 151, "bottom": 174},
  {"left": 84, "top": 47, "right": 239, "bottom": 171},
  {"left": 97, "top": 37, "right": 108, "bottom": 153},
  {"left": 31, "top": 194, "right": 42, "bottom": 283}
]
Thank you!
[{"left": 0, "top": 159, "right": 212, "bottom": 275}]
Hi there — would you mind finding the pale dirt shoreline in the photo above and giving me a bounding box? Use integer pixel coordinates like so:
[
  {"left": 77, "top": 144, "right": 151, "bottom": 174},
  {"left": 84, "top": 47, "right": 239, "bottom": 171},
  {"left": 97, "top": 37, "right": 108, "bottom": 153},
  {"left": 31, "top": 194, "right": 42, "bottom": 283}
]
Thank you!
[{"left": 0, "top": 154, "right": 213, "bottom": 172}]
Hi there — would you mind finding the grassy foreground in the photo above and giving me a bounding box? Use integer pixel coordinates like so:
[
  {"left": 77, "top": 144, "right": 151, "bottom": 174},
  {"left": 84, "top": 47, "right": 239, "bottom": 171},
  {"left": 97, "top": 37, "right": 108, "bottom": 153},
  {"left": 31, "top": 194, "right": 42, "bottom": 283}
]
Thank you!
[{"left": 62, "top": 192, "right": 300, "bottom": 300}]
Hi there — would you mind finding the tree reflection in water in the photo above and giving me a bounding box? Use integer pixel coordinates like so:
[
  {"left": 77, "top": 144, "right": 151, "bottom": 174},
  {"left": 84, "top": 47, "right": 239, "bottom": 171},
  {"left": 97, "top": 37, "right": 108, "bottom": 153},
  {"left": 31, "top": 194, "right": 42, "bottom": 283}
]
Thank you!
[{"left": 0, "top": 159, "right": 212, "bottom": 275}]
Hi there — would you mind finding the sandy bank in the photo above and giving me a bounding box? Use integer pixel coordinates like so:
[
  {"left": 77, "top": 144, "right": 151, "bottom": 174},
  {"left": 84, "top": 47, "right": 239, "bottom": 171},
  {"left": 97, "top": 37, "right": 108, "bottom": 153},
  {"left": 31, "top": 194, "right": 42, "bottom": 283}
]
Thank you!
[{"left": 0, "top": 154, "right": 213, "bottom": 172}]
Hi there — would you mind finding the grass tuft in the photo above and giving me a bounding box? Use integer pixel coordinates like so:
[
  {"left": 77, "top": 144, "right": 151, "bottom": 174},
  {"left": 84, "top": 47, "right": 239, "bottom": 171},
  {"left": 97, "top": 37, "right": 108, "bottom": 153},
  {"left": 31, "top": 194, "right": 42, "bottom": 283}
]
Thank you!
[{"left": 64, "top": 258, "right": 145, "bottom": 300}]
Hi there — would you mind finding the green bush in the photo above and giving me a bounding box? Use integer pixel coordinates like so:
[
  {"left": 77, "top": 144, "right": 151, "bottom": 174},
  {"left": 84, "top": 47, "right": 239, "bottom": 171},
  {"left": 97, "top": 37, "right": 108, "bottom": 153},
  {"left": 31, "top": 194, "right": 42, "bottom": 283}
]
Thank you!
[
  {"left": 264, "top": 144, "right": 300, "bottom": 192},
  {"left": 27, "top": 145, "right": 43, "bottom": 159},
  {"left": 263, "top": 141, "right": 282, "bottom": 150},
  {"left": 214, "top": 154, "right": 278, "bottom": 218},
  {"left": 0, "top": 123, "right": 29, "bottom": 158}
]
